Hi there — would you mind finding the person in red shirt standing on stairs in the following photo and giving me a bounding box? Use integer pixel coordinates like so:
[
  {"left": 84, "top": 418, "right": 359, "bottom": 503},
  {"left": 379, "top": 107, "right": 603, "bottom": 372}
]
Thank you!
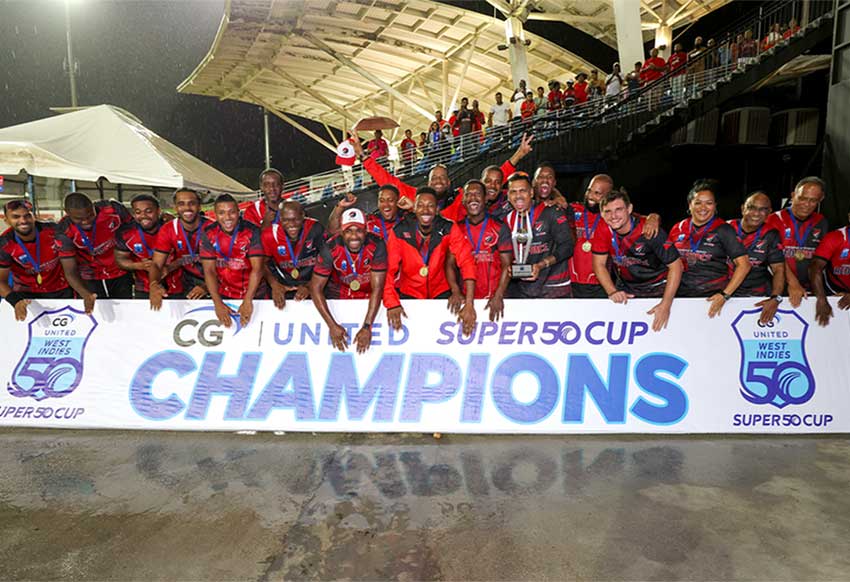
[{"left": 383, "top": 187, "right": 477, "bottom": 336}]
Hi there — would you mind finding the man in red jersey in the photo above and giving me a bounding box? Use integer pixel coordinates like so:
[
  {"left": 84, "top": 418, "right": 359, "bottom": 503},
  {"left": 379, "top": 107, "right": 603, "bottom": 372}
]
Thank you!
[
  {"left": 592, "top": 190, "right": 682, "bottom": 331},
  {"left": 115, "top": 194, "right": 184, "bottom": 300},
  {"left": 446, "top": 180, "right": 512, "bottom": 321},
  {"left": 383, "top": 187, "right": 477, "bottom": 335},
  {"left": 727, "top": 191, "right": 785, "bottom": 323},
  {"left": 352, "top": 132, "right": 533, "bottom": 222},
  {"left": 243, "top": 168, "right": 284, "bottom": 228},
  {"left": 641, "top": 47, "right": 667, "bottom": 84},
  {"left": 765, "top": 176, "right": 829, "bottom": 306},
  {"left": 310, "top": 208, "right": 388, "bottom": 353},
  {"left": 149, "top": 188, "right": 213, "bottom": 309},
  {"left": 262, "top": 200, "right": 325, "bottom": 309},
  {"left": 56, "top": 192, "right": 133, "bottom": 299},
  {"left": 199, "top": 194, "right": 265, "bottom": 327},
  {"left": 0, "top": 200, "right": 89, "bottom": 321},
  {"left": 810, "top": 211, "right": 850, "bottom": 326}
]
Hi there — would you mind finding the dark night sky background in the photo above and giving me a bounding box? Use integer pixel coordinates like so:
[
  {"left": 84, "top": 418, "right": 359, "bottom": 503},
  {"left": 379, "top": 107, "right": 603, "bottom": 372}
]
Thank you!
[{"left": 0, "top": 0, "right": 750, "bottom": 188}]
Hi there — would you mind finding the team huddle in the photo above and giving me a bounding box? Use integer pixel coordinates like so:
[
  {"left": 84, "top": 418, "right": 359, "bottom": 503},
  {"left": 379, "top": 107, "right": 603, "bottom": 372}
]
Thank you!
[{"left": 2, "top": 134, "right": 849, "bottom": 353}]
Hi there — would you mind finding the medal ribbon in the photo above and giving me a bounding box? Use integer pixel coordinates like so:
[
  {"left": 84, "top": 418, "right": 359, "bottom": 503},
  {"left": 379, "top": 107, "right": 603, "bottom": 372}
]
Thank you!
[
  {"left": 610, "top": 217, "right": 636, "bottom": 263},
  {"left": 74, "top": 221, "right": 98, "bottom": 255},
  {"left": 788, "top": 212, "right": 813, "bottom": 250},
  {"left": 378, "top": 215, "right": 398, "bottom": 240},
  {"left": 688, "top": 217, "right": 717, "bottom": 253},
  {"left": 465, "top": 216, "right": 489, "bottom": 255},
  {"left": 282, "top": 225, "right": 308, "bottom": 268},
  {"left": 179, "top": 220, "right": 201, "bottom": 261},
  {"left": 343, "top": 246, "right": 362, "bottom": 277},
  {"left": 583, "top": 210, "right": 601, "bottom": 241},
  {"left": 417, "top": 230, "right": 433, "bottom": 267},
  {"left": 215, "top": 223, "right": 240, "bottom": 259},
  {"left": 14, "top": 229, "right": 41, "bottom": 277},
  {"left": 135, "top": 225, "right": 153, "bottom": 258},
  {"left": 736, "top": 222, "right": 763, "bottom": 250}
]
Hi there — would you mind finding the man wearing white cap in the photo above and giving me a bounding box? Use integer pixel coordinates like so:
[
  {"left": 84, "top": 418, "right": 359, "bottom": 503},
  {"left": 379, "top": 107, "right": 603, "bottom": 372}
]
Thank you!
[{"left": 310, "top": 208, "right": 388, "bottom": 353}]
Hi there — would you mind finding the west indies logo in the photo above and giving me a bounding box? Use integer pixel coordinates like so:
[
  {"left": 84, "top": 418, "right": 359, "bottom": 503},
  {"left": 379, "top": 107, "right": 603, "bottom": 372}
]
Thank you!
[
  {"left": 7, "top": 307, "right": 98, "bottom": 401},
  {"left": 731, "top": 309, "right": 815, "bottom": 408}
]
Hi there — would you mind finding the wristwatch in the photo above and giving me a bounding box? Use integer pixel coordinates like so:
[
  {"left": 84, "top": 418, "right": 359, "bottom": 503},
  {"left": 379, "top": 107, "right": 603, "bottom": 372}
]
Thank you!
[
  {"left": 769, "top": 294, "right": 783, "bottom": 303},
  {"left": 721, "top": 292, "right": 732, "bottom": 301}
]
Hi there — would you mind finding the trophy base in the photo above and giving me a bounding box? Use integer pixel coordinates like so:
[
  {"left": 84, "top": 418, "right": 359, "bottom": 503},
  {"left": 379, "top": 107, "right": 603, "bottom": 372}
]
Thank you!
[{"left": 511, "top": 264, "right": 534, "bottom": 278}]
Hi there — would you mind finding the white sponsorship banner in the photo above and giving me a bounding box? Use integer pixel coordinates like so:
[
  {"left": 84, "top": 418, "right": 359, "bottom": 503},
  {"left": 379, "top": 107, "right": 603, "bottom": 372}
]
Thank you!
[{"left": 1, "top": 298, "right": 849, "bottom": 433}]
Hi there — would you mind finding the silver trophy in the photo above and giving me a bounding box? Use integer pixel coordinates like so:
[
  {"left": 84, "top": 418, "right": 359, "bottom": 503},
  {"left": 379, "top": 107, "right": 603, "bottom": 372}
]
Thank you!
[{"left": 511, "top": 211, "right": 534, "bottom": 278}]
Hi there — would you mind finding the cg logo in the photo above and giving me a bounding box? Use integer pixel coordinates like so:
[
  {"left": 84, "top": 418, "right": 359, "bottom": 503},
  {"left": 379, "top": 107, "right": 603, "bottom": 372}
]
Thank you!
[
  {"left": 731, "top": 309, "right": 816, "bottom": 409},
  {"left": 52, "top": 315, "right": 75, "bottom": 327},
  {"left": 172, "top": 305, "right": 243, "bottom": 347}
]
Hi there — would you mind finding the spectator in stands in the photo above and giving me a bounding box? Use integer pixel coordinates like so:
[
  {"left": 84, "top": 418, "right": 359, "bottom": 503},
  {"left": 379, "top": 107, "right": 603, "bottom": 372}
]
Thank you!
[
  {"left": 762, "top": 22, "right": 782, "bottom": 50},
  {"left": 512, "top": 79, "right": 528, "bottom": 121},
  {"left": 383, "top": 187, "right": 477, "bottom": 335},
  {"left": 434, "top": 110, "right": 448, "bottom": 132},
  {"left": 588, "top": 70, "right": 605, "bottom": 100},
  {"left": 520, "top": 91, "right": 536, "bottom": 127},
  {"left": 418, "top": 131, "right": 428, "bottom": 151},
  {"left": 534, "top": 87, "right": 547, "bottom": 117},
  {"left": 453, "top": 97, "right": 475, "bottom": 159},
  {"left": 200, "top": 193, "right": 265, "bottom": 326},
  {"left": 0, "top": 200, "right": 84, "bottom": 321},
  {"left": 471, "top": 100, "right": 486, "bottom": 137},
  {"left": 400, "top": 129, "right": 417, "bottom": 175},
  {"left": 731, "top": 33, "right": 743, "bottom": 64},
  {"left": 447, "top": 109, "right": 460, "bottom": 139},
  {"left": 668, "top": 43, "right": 688, "bottom": 98},
  {"left": 810, "top": 210, "right": 850, "bottom": 326},
  {"left": 489, "top": 92, "right": 511, "bottom": 129},
  {"left": 626, "top": 61, "right": 642, "bottom": 96},
  {"left": 739, "top": 29, "right": 757, "bottom": 65},
  {"left": 562, "top": 80, "right": 577, "bottom": 108},
  {"left": 605, "top": 63, "right": 623, "bottom": 101},
  {"left": 705, "top": 38, "right": 718, "bottom": 69},
  {"left": 767, "top": 176, "right": 829, "bottom": 306},
  {"left": 641, "top": 48, "right": 667, "bottom": 86},
  {"left": 592, "top": 189, "right": 682, "bottom": 331},
  {"left": 244, "top": 168, "right": 284, "bottom": 228},
  {"left": 547, "top": 81, "right": 563, "bottom": 111},
  {"left": 57, "top": 192, "right": 133, "bottom": 299},
  {"left": 574, "top": 72, "right": 589, "bottom": 104},
  {"left": 667, "top": 181, "right": 750, "bottom": 315},
  {"left": 310, "top": 208, "right": 388, "bottom": 352},
  {"left": 727, "top": 191, "right": 785, "bottom": 324},
  {"left": 718, "top": 33, "right": 732, "bottom": 66},
  {"left": 366, "top": 129, "right": 389, "bottom": 161},
  {"left": 784, "top": 18, "right": 800, "bottom": 39}
]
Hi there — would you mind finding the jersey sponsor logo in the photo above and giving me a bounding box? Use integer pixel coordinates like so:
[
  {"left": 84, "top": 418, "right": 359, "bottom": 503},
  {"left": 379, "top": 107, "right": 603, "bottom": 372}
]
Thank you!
[
  {"left": 7, "top": 307, "right": 98, "bottom": 401},
  {"left": 177, "top": 240, "right": 184, "bottom": 250},
  {"left": 17, "top": 254, "right": 30, "bottom": 264},
  {"left": 731, "top": 309, "right": 815, "bottom": 409},
  {"left": 277, "top": 245, "right": 286, "bottom": 256},
  {"left": 133, "top": 243, "right": 144, "bottom": 254},
  {"left": 841, "top": 249, "right": 849, "bottom": 259},
  {"left": 784, "top": 227, "right": 791, "bottom": 239},
  {"left": 632, "top": 243, "right": 645, "bottom": 254},
  {"left": 676, "top": 233, "right": 685, "bottom": 242}
]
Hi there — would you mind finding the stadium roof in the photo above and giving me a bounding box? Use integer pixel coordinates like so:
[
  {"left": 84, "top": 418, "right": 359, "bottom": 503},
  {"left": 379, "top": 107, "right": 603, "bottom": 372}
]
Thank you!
[{"left": 178, "top": 0, "right": 731, "bottom": 146}]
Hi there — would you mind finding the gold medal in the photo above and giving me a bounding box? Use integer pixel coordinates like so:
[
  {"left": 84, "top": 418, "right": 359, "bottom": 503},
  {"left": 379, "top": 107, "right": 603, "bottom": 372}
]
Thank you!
[
  {"left": 349, "top": 280, "right": 361, "bottom": 292},
  {"left": 36, "top": 273, "right": 43, "bottom": 285},
  {"left": 419, "top": 266, "right": 429, "bottom": 277},
  {"left": 581, "top": 241, "right": 592, "bottom": 252},
  {"left": 794, "top": 250, "right": 806, "bottom": 261},
  {"left": 290, "top": 268, "right": 300, "bottom": 279}
]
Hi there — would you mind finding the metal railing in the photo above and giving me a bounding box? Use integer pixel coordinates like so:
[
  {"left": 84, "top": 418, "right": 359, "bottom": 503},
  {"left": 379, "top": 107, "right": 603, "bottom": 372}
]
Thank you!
[{"left": 244, "top": 0, "right": 833, "bottom": 207}]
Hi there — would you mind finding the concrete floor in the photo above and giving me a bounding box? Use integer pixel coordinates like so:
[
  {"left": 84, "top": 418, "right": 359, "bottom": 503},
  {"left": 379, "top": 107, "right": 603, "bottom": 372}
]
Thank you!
[{"left": 0, "top": 430, "right": 848, "bottom": 581}]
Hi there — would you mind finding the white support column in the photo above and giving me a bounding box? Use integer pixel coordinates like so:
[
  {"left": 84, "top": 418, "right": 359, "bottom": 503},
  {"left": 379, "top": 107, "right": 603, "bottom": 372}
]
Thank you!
[
  {"left": 506, "top": 16, "right": 529, "bottom": 88},
  {"left": 441, "top": 60, "right": 449, "bottom": 114},
  {"left": 655, "top": 24, "right": 673, "bottom": 59},
  {"left": 613, "top": 0, "right": 646, "bottom": 73}
]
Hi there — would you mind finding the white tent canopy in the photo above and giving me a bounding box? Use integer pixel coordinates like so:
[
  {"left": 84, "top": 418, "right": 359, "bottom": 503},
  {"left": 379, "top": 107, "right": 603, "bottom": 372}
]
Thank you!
[{"left": 0, "top": 105, "right": 251, "bottom": 194}]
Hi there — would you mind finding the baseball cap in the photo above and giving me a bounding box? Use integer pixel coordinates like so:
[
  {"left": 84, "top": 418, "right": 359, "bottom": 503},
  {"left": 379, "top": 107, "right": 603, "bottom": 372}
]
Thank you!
[{"left": 341, "top": 208, "right": 366, "bottom": 230}]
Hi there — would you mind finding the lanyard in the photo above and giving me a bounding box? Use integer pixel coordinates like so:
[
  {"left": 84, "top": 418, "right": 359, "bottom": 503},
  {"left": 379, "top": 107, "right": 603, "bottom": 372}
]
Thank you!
[
  {"left": 465, "top": 216, "right": 489, "bottom": 255},
  {"left": 343, "top": 246, "right": 362, "bottom": 276},
  {"left": 282, "top": 225, "right": 307, "bottom": 267},
  {"left": 736, "top": 222, "right": 763, "bottom": 250},
  {"left": 135, "top": 225, "right": 153, "bottom": 257},
  {"left": 417, "top": 230, "right": 433, "bottom": 265},
  {"left": 14, "top": 229, "right": 41, "bottom": 274},
  {"left": 179, "top": 220, "right": 201, "bottom": 260},
  {"left": 788, "top": 211, "right": 813, "bottom": 248},
  {"left": 582, "top": 210, "right": 601, "bottom": 241},
  {"left": 611, "top": 217, "right": 636, "bottom": 263},
  {"left": 75, "top": 221, "right": 97, "bottom": 254},
  {"left": 215, "top": 224, "right": 240, "bottom": 259},
  {"left": 378, "top": 215, "right": 398, "bottom": 239},
  {"left": 688, "top": 218, "right": 716, "bottom": 253}
]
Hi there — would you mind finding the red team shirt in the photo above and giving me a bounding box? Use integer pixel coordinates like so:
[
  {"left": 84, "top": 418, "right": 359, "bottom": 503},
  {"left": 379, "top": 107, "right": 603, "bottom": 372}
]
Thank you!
[
  {"left": 366, "top": 212, "right": 403, "bottom": 240},
  {"left": 314, "top": 234, "right": 388, "bottom": 299},
  {"left": 814, "top": 226, "right": 850, "bottom": 293},
  {"left": 458, "top": 216, "right": 512, "bottom": 299},
  {"left": 261, "top": 219, "right": 325, "bottom": 287},
  {"left": 199, "top": 219, "right": 264, "bottom": 299},
  {"left": 568, "top": 203, "right": 609, "bottom": 286},
  {"left": 0, "top": 222, "right": 68, "bottom": 293},
  {"left": 153, "top": 217, "right": 214, "bottom": 283},
  {"left": 56, "top": 200, "right": 132, "bottom": 280},
  {"left": 766, "top": 208, "right": 828, "bottom": 289},
  {"left": 115, "top": 220, "right": 184, "bottom": 294},
  {"left": 242, "top": 199, "right": 277, "bottom": 227}
]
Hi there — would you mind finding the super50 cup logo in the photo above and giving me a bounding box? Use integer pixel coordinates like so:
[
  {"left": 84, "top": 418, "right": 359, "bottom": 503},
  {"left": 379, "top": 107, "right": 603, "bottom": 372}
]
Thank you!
[
  {"left": 731, "top": 309, "right": 815, "bottom": 408},
  {"left": 7, "top": 307, "right": 98, "bottom": 401}
]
